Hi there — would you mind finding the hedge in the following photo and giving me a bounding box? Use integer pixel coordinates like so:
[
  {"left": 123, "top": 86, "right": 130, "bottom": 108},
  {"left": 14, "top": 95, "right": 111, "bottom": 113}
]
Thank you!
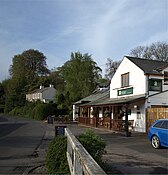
[{"left": 45, "top": 136, "right": 70, "bottom": 174}]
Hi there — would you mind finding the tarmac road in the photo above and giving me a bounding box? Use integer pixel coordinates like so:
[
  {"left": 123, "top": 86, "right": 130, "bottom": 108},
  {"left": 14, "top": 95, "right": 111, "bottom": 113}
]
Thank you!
[
  {"left": 0, "top": 114, "right": 49, "bottom": 174},
  {"left": 66, "top": 124, "right": 168, "bottom": 174}
]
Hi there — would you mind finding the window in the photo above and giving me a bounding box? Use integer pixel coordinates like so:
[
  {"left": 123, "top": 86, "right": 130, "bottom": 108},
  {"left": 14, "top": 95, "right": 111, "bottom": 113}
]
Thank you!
[
  {"left": 164, "top": 71, "right": 168, "bottom": 85},
  {"left": 153, "top": 121, "right": 163, "bottom": 128},
  {"left": 148, "top": 79, "right": 162, "bottom": 91},
  {"left": 161, "top": 121, "right": 168, "bottom": 129},
  {"left": 121, "top": 73, "right": 129, "bottom": 87}
]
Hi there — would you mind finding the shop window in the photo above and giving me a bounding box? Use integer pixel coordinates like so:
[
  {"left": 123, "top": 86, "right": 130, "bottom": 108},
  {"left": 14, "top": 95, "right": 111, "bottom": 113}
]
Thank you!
[{"left": 121, "top": 72, "right": 129, "bottom": 87}]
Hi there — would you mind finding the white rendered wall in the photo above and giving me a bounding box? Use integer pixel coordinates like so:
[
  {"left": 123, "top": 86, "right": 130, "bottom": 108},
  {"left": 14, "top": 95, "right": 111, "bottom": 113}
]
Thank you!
[
  {"left": 163, "top": 67, "right": 168, "bottom": 91},
  {"left": 110, "top": 57, "right": 146, "bottom": 98}
]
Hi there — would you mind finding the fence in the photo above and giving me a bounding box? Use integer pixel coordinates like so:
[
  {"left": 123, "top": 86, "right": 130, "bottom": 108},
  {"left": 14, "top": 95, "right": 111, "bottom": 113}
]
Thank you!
[
  {"left": 146, "top": 107, "right": 168, "bottom": 132},
  {"left": 78, "top": 117, "right": 133, "bottom": 132},
  {"left": 65, "top": 128, "right": 106, "bottom": 175}
]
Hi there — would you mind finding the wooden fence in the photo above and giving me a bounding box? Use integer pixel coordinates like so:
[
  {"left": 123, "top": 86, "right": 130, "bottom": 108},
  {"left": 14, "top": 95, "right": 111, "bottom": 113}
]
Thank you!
[
  {"left": 78, "top": 117, "right": 134, "bottom": 132},
  {"left": 146, "top": 107, "right": 168, "bottom": 132}
]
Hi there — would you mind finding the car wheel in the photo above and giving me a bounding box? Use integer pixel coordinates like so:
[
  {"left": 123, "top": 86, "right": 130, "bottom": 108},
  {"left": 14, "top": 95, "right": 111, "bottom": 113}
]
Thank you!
[{"left": 151, "top": 135, "right": 160, "bottom": 149}]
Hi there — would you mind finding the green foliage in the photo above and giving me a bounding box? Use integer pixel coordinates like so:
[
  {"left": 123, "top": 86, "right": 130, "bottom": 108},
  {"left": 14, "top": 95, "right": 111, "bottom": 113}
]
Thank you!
[
  {"left": 33, "top": 103, "right": 55, "bottom": 120},
  {"left": 55, "top": 91, "right": 71, "bottom": 111},
  {"left": 60, "top": 52, "right": 102, "bottom": 102},
  {"left": 4, "top": 49, "right": 50, "bottom": 114},
  {"left": 0, "top": 83, "right": 5, "bottom": 113},
  {"left": 49, "top": 68, "right": 65, "bottom": 94},
  {"left": 78, "top": 129, "right": 106, "bottom": 165},
  {"left": 9, "top": 49, "right": 50, "bottom": 87},
  {"left": 7, "top": 101, "right": 57, "bottom": 120},
  {"left": 46, "top": 136, "right": 69, "bottom": 174}
]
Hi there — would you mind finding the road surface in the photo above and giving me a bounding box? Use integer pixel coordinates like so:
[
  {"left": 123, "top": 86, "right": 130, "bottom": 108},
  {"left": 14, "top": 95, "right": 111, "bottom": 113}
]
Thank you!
[{"left": 0, "top": 115, "right": 48, "bottom": 174}]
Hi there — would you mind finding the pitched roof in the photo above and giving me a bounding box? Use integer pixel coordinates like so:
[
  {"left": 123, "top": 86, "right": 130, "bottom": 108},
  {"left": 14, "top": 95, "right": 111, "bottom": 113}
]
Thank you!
[
  {"left": 27, "top": 87, "right": 55, "bottom": 94},
  {"left": 82, "top": 94, "right": 145, "bottom": 107},
  {"left": 74, "top": 88, "right": 110, "bottom": 105},
  {"left": 125, "top": 56, "right": 168, "bottom": 75}
]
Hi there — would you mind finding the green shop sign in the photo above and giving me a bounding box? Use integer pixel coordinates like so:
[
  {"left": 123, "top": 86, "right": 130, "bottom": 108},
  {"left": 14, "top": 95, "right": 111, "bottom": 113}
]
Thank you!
[{"left": 118, "top": 87, "right": 133, "bottom": 96}]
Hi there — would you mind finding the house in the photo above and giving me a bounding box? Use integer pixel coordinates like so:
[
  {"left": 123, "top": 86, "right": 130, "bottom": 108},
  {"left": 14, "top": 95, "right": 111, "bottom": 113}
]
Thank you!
[
  {"left": 26, "top": 85, "right": 56, "bottom": 103},
  {"left": 75, "top": 56, "right": 168, "bottom": 133}
]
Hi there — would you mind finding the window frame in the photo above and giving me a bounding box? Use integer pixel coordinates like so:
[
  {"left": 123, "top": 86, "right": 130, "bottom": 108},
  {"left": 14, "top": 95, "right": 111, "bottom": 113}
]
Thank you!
[{"left": 121, "top": 72, "right": 129, "bottom": 87}]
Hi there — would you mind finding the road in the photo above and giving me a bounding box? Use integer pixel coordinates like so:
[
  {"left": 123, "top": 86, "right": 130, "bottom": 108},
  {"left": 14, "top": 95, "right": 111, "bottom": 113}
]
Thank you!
[
  {"left": 67, "top": 124, "right": 168, "bottom": 174},
  {"left": 0, "top": 115, "right": 48, "bottom": 174}
]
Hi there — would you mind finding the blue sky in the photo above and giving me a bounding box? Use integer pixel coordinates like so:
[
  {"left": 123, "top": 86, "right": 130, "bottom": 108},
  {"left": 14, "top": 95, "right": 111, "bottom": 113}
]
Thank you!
[{"left": 0, "top": 0, "right": 167, "bottom": 81}]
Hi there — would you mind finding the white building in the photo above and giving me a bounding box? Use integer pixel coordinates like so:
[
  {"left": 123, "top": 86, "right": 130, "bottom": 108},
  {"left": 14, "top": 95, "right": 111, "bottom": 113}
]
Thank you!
[
  {"left": 76, "top": 56, "right": 168, "bottom": 133},
  {"left": 109, "top": 56, "right": 168, "bottom": 132},
  {"left": 26, "top": 85, "right": 56, "bottom": 103}
]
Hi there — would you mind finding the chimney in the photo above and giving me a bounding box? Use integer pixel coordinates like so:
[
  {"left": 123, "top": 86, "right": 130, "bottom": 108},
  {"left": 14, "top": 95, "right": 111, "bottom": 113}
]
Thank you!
[{"left": 40, "top": 85, "right": 44, "bottom": 89}]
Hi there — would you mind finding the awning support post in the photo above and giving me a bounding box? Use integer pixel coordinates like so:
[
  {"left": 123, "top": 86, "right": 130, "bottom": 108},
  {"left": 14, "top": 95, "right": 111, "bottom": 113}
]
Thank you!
[{"left": 124, "top": 104, "right": 130, "bottom": 137}]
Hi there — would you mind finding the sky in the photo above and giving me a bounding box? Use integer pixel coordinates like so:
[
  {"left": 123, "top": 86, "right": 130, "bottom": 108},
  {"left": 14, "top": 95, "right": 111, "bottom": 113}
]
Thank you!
[{"left": 0, "top": 0, "right": 167, "bottom": 81}]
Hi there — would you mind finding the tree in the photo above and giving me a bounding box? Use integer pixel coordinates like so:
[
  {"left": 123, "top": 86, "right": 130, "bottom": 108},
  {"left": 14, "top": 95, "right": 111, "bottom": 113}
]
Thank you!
[
  {"left": 129, "top": 41, "right": 168, "bottom": 62},
  {"left": 4, "top": 49, "right": 50, "bottom": 113},
  {"left": 60, "top": 52, "right": 102, "bottom": 102},
  {"left": 0, "top": 82, "right": 5, "bottom": 113},
  {"left": 105, "top": 58, "right": 121, "bottom": 80},
  {"left": 9, "top": 49, "right": 50, "bottom": 92},
  {"left": 48, "top": 68, "right": 65, "bottom": 94}
]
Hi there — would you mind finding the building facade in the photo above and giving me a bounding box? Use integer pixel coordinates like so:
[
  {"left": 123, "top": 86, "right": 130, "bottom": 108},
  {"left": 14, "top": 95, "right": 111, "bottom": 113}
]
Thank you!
[
  {"left": 26, "top": 85, "right": 56, "bottom": 103},
  {"left": 75, "top": 56, "right": 168, "bottom": 133}
]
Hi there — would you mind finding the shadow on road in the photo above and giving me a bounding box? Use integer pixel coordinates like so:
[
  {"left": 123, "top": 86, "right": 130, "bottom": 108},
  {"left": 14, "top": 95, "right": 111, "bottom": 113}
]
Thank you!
[{"left": 0, "top": 123, "right": 25, "bottom": 138}]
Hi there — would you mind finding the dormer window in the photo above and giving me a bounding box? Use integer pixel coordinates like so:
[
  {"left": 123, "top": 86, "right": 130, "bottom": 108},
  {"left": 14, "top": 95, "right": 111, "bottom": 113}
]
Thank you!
[
  {"left": 121, "top": 72, "right": 129, "bottom": 87},
  {"left": 164, "top": 71, "right": 168, "bottom": 85}
]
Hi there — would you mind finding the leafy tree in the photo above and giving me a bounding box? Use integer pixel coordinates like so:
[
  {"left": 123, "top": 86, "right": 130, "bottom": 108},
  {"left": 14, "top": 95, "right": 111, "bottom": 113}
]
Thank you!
[
  {"left": 0, "top": 83, "right": 5, "bottom": 113},
  {"left": 4, "top": 49, "right": 50, "bottom": 113},
  {"left": 129, "top": 41, "right": 168, "bottom": 62},
  {"left": 105, "top": 58, "right": 121, "bottom": 80},
  {"left": 60, "top": 52, "right": 102, "bottom": 102},
  {"left": 3, "top": 78, "right": 26, "bottom": 113},
  {"left": 48, "top": 68, "right": 65, "bottom": 94},
  {"left": 9, "top": 49, "right": 50, "bottom": 92}
]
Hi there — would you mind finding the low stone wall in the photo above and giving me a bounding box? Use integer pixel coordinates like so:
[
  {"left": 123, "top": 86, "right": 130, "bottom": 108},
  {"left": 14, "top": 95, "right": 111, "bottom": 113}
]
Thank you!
[{"left": 65, "top": 128, "right": 106, "bottom": 175}]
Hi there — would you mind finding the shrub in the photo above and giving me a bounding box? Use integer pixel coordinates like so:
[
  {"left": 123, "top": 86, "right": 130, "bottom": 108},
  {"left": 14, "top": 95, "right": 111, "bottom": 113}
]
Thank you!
[
  {"left": 33, "top": 103, "right": 55, "bottom": 120},
  {"left": 78, "top": 129, "right": 106, "bottom": 165},
  {"left": 45, "top": 136, "right": 70, "bottom": 174}
]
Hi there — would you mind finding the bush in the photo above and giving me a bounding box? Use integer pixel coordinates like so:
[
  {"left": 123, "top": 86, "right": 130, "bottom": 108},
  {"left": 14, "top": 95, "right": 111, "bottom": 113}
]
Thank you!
[
  {"left": 34, "top": 103, "right": 55, "bottom": 120},
  {"left": 45, "top": 136, "right": 70, "bottom": 174},
  {"left": 78, "top": 129, "right": 106, "bottom": 165}
]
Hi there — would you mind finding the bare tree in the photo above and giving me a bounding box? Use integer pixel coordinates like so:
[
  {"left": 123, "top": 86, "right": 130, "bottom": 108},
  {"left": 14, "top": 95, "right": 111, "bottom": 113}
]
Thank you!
[
  {"left": 129, "top": 41, "right": 168, "bottom": 62},
  {"left": 105, "top": 58, "right": 121, "bottom": 80}
]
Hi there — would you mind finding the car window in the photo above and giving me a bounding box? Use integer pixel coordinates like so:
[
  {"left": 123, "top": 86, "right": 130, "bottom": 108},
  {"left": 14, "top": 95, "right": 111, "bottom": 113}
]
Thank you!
[
  {"left": 160, "top": 121, "right": 168, "bottom": 129},
  {"left": 153, "top": 121, "right": 163, "bottom": 128}
]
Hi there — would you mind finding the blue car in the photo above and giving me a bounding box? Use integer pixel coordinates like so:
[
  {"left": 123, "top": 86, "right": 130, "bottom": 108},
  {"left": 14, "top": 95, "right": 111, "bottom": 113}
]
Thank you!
[{"left": 148, "top": 119, "right": 168, "bottom": 149}]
